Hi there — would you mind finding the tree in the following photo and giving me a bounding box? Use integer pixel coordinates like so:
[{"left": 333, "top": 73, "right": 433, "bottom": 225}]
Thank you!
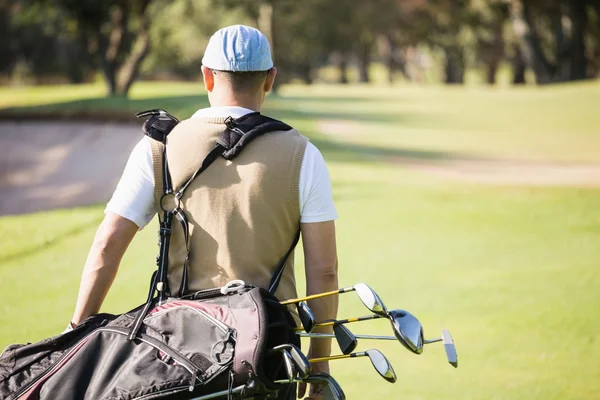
[
  {"left": 471, "top": 1, "right": 509, "bottom": 85},
  {"left": 60, "top": 0, "right": 155, "bottom": 96},
  {"left": 1, "top": 0, "right": 94, "bottom": 83},
  {"left": 508, "top": 0, "right": 594, "bottom": 84}
]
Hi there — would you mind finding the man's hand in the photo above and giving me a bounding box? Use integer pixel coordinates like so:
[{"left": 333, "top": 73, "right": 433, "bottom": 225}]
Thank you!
[
  {"left": 297, "top": 357, "right": 330, "bottom": 399},
  {"left": 71, "top": 212, "right": 138, "bottom": 325}
]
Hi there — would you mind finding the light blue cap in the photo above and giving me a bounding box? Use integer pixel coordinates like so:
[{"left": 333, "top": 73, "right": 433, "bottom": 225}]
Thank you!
[{"left": 202, "top": 25, "right": 274, "bottom": 72}]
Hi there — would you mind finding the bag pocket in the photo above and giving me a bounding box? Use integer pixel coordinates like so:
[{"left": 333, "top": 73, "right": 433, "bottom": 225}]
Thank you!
[{"left": 143, "top": 301, "right": 236, "bottom": 380}]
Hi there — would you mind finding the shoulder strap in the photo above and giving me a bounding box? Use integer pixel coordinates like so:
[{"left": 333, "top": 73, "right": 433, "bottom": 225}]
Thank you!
[
  {"left": 218, "top": 112, "right": 293, "bottom": 160},
  {"left": 268, "top": 229, "right": 301, "bottom": 294},
  {"left": 150, "top": 140, "right": 165, "bottom": 209}
]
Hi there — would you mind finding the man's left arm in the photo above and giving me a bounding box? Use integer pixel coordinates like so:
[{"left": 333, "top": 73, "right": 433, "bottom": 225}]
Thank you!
[{"left": 70, "top": 212, "right": 138, "bottom": 325}]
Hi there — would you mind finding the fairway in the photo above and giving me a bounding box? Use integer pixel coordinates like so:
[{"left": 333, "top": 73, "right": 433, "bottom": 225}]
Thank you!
[{"left": 1, "top": 82, "right": 599, "bottom": 399}]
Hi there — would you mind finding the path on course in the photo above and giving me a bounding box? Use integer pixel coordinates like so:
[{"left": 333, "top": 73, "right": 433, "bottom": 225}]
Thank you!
[
  {"left": 319, "top": 120, "right": 600, "bottom": 188},
  {"left": 2, "top": 120, "right": 599, "bottom": 216},
  {"left": 0, "top": 121, "right": 140, "bottom": 215}
]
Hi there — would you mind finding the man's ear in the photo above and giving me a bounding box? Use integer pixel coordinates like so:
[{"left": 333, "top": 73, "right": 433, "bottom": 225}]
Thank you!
[
  {"left": 264, "top": 67, "right": 278, "bottom": 93},
  {"left": 201, "top": 66, "right": 215, "bottom": 92}
]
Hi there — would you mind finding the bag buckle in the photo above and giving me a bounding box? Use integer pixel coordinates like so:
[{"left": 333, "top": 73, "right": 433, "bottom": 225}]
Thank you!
[{"left": 220, "top": 280, "right": 246, "bottom": 295}]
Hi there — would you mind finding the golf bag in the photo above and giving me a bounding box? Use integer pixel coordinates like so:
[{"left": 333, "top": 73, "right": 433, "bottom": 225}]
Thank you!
[{"left": 0, "top": 110, "right": 302, "bottom": 400}]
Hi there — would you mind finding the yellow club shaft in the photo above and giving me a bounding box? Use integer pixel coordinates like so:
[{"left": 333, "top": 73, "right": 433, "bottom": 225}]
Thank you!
[
  {"left": 280, "top": 289, "right": 343, "bottom": 305},
  {"left": 309, "top": 354, "right": 351, "bottom": 363},
  {"left": 294, "top": 316, "right": 363, "bottom": 332}
]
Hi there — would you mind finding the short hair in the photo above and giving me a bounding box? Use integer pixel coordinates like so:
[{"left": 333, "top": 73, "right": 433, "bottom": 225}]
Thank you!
[{"left": 213, "top": 70, "right": 269, "bottom": 92}]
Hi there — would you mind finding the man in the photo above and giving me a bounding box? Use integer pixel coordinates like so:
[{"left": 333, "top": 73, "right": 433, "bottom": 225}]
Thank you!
[{"left": 69, "top": 25, "right": 339, "bottom": 399}]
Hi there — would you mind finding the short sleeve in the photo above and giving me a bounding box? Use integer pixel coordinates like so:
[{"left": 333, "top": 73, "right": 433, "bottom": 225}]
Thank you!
[
  {"left": 299, "top": 142, "right": 338, "bottom": 223},
  {"left": 105, "top": 138, "right": 157, "bottom": 229}
]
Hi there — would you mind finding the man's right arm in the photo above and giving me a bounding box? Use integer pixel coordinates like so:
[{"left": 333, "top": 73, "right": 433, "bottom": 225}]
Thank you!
[{"left": 301, "top": 220, "right": 339, "bottom": 364}]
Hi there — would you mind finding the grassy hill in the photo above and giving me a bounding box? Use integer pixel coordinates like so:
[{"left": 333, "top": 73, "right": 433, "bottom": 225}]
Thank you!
[{"left": 1, "top": 80, "right": 599, "bottom": 399}]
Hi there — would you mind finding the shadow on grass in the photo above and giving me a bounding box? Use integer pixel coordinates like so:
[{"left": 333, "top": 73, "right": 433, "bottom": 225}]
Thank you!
[
  {"left": 310, "top": 136, "right": 484, "bottom": 166},
  {"left": 0, "top": 94, "right": 211, "bottom": 122},
  {"left": 0, "top": 92, "right": 468, "bottom": 165},
  {"left": 0, "top": 213, "right": 103, "bottom": 264},
  {"left": 0, "top": 92, "right": 415, "bottom": 125}
]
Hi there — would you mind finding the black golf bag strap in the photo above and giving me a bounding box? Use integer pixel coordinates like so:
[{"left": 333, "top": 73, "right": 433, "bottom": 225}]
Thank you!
[
  {"left": 268, "top": 229, "right": 301, "bottom": 294},
  {"left": 219, "top": 112, "right": 292, "bottom": 160}
]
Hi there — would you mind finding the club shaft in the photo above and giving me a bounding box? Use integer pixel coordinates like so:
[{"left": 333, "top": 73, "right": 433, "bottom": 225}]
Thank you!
[
  {"left": 294, "top": 314, "right": 381, "bottom": 332},
  {"left": 310, "top": 351, "right": 367, "bottom": 363},
  {"left": 301, "top": 332, "right": 443, "bottom": 343},
  {"left": 280, "top": 286, "right": 355, "bottom": 305},
  {"left": 300, "top": 332, "right": 396, "bottom": 341}
]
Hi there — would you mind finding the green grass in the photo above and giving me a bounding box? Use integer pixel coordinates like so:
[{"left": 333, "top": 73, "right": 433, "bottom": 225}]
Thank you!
[
  {"left": 2, "top": 80, "right": 599, "bottom": 161},
  {"left": 1, "top": 80, "right": 599, "bottom": 399}
]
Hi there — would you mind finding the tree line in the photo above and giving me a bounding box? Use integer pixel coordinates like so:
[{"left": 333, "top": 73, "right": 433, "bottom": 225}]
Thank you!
[{"left": 2, "top": 0, "right": 599, "bottom": 97}]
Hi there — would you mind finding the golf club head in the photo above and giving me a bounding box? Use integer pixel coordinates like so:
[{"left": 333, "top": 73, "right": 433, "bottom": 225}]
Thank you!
[
  {"left": 389, "top": 310, "right": 424, "bottom": 354},
  {"left": 281, "top": 349, "right": 295, "bottom": 382},
  {"left": 334, "top": 324, "right": 358, "bottom": 355},
  {"left": 365, "top": 349, "right": 397, "bottom": 383},
  {"left": 297, "top": 302, "right": 316, "bottom": 333},
  {"left": 354, "top": 283, "right": 388, "bottom": 316},
  {"left": 442, "top": 329, "right": 458, "bottom": 368},
  {"left": 322, "top": 373, "right": 346, "bottom": 400},
  {"left": 303, "top": 373, "right": 346, "bottom": 400},
  {"left": 284, "top": 344, "right": 312, "bottom": 379}
]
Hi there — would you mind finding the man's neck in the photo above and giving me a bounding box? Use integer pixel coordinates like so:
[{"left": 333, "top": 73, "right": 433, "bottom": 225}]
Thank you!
[{"left": 209, "top": 91, "right": 262, "bottom": 112}]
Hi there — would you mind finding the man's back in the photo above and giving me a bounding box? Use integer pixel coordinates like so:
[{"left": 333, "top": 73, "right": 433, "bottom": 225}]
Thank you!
[{"left": 153, "top": 116, "right": 308, "bottom": 300}]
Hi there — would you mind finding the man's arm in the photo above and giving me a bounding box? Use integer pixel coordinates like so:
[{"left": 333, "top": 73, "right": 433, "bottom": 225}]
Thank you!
[
  {"left": 70, "top": 212, "right": 138, "bottom": 325},
  {"left": 301, "top": 220, "right": 339, "bottom": 362}
]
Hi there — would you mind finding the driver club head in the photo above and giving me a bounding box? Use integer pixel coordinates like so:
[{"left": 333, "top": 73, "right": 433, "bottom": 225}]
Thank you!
[
  {"left": 334, "top": 323, "right": 358, "bottom": 355},
  {"left": 297, "top": 302, "right": 316, "bottom": 333},
  {"left": 389, "top": 310, "right": 424, "bottom": 354},
  {"left": 365, "top": 349, "right": 397, "bottom": 383},
  {"left": 354, "top": 283, "right": 388, "bottom": 316},
  {"left": 442, "top": 329, "right": 458, "bottom": 368}
]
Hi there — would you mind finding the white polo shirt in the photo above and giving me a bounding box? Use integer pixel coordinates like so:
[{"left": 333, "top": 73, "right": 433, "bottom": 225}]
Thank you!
[{"left": 106, "top": 106, "right": 338, "bottom": 228}]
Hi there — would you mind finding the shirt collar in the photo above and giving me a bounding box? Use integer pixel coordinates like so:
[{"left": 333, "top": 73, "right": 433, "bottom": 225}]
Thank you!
[{"left": 191, "top": 106, "right": 255, "bottom": 120}]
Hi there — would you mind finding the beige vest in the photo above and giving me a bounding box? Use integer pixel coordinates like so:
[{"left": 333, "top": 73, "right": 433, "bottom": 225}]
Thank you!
[{"left": 150, "top": 117, "right": 308, "bottom": 302}]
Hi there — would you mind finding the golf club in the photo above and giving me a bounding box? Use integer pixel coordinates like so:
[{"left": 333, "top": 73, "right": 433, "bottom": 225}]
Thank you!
[
  {"left": 294, "top": 313, "right": 380, "bottom": 332},
  {"left": 267, "top": 347, "right": 296, "bottom": 382},
  {"left": 281, "top": 283, "right": 387, "bottom": 316},
  {"left": 297, "top": 309, "right": 424, "bottom": 354},
  {"left": 309, "top": 349, "right": 397, "bottom": 383},
  {"left": 270, "top": 344, "right": 312, "bottom": 379},
  {"left": 442, "top": 329, "right": 458, "bottom": 368},
  {"left": 333, "top": 323, "right": 358, "bottom": 355},
  {"left": 300, "top": 328, "right": 459, "bottom": 368},
  {"left": 389, "top": 309, "right": 424, "bottom": 354},
  {"left": 304, "top": 373, "right": 346, "bottom": 400},
  {"left": 297, "top": 301, "right": 316, "bottom": 333},
  {"left": 281, "top": 349, "right": 295, "bottom": 382}
]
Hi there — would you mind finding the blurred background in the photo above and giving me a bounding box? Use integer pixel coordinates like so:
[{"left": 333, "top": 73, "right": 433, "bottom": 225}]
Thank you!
[
  {"left": 0, "top": 1, "right": 599, "bottom": 399},
  {"left": 2, "top": 0, "right": 600, "bottom": 89}
]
